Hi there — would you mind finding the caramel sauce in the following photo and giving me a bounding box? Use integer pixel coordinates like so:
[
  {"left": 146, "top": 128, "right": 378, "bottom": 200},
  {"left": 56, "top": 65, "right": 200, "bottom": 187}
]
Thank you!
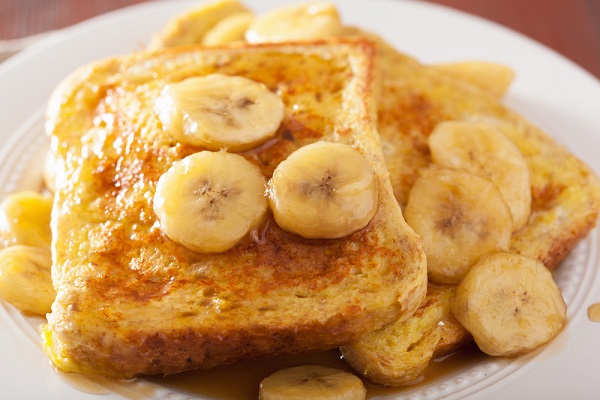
[
  {"left": 144, "top": 343, "right": 487, "bottom": 399},
  {"left": 587, "top": 303, "right": 600, "bottom": 322}
]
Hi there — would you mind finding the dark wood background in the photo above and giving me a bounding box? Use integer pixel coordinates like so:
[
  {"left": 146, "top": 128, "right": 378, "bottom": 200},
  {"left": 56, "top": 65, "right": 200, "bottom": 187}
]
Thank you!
[{"left": 1, "top": 0, "right": 599, "bottom": 79}]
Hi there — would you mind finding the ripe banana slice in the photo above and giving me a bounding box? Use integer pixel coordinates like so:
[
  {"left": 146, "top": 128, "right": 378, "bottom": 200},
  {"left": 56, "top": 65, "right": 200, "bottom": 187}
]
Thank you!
[
  {"left": 202, "top": 11, "right": 254, "bottom": 45},
  {"left": 268, "top": 141, "right": 378, "bottom": 239},
  {"left": 451, "top": 252, "right": 566, "bottom": 357},
  {"left": 259, "top": 365, "right": 366, "bottom": 400},
  {"left": 155, "top": 74, "right": 285, "bottom": 152},
  {"left": 153, "top": 151, "right": 267, "bottom": 253},
  {"left": 428, "top": 121, "right": 531, "bottom": 230},
  {"left": 147, "top": 0, "right": 249, "bottom": 50},
  {"left": 430, "top": 61, "right": 515, "bottom": 98},
  {"left": 246, "top": 2, "right": 341, "bottom": 44},
  {"left": 404, "top": 167, "right": 512, "bottom": 284},
  {"left": 0, "top": 191, "right": 53, "bottom": 249},
  {"left": 0, "top": 245, "right": 55, "bottom": 316}
]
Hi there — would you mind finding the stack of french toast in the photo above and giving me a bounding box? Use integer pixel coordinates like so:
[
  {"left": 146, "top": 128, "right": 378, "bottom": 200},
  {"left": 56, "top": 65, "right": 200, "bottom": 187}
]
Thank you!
[{"left": 0, "top": 1, "right": 599, "bottom": 398}]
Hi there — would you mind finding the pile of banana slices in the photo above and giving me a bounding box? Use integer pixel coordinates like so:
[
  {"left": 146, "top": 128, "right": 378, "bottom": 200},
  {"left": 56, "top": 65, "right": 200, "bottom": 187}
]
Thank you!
[
  {"left": 153, "top": 73, "right": 379, "bottom": 254},
  {"left": 404, "top": 121, "right": 565, "bottom": 358}
]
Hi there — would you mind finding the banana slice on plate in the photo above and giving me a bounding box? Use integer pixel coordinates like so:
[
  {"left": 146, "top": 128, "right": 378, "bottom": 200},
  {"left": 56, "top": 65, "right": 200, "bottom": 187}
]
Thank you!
[
  {"left": 428, "top": 121, "right": 531, "bottom": 230},
  {"left": 268, "top": 141, "right": 378, "bottom": 239},
  {"left": 153, "top": 151, "right": 267, "bottom": 253},
  {"left": 155, "top": 74, "right": 285, "bottom": 152},
  {"left": 246, "top": 2, "right": 341, "bottom": 43},
  {"left": 0, "top": 245, "right": 54, "bottom": 316},
  {"left": 404, "top": 167, "right": 512, "bottom": 284},
  {"left": 452, "top": 252, "right": 566, "bottom": 357},
  {"left": 0, "top": 191, "right": 53, "bottom": 249},
  {"left": 202, "top": 11, "right": 254, "bottom": 45},
  {"left": 259, "top": 365, "right": 366, "bottom": 400}
]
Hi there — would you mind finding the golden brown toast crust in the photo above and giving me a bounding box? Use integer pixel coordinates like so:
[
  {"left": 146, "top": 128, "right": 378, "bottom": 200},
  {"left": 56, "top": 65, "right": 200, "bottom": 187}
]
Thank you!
[{"left": 43, "top": 39, "right": 427, "bottom": 378}]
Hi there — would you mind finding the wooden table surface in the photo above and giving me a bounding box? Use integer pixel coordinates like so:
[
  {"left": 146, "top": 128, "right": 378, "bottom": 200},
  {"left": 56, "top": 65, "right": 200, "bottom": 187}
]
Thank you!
[{"left": 0, "top": 0, "right": 599, "bottom": 80}]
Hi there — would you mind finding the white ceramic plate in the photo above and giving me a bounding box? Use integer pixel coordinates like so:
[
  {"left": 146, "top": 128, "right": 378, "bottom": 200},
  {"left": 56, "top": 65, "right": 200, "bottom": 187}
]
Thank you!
[{"left": 1, "top": 0, "right": 600, "bottom": 399}]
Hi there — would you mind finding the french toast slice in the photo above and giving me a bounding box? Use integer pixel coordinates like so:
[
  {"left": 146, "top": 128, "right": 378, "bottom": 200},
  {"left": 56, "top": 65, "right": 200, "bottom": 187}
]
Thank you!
[
  {"left": 340, "top": 31, "right": 600, "bottom": 385},
  {"left": 41, "top": 38, "right": 427, "bottom": 378}
]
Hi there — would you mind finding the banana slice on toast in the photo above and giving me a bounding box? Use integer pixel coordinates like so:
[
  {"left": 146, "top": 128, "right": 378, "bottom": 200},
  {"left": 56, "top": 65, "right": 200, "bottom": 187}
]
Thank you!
[
  {"left": 154, "top": 151, "right": 268, "bottom": 253},
  {"left": 268, "top": 141, "right": 378, "bottom": 239},
  {"left": 155, "top": 73, "right": 285, "bottom": 151},
  {"left": 429, "top": 121, "right": 531, "bottom": 230},
  {"left": 452, "top": 252, "right": 566, "bottom": 357},
  {"left": 404, "top": 166, "right": 513, "bottom": 284}
]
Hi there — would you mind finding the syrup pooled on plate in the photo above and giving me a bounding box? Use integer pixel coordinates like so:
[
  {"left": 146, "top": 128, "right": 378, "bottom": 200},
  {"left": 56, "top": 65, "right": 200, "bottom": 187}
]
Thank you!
[{"left": 146, "top": 344, "right": 487, "bottom": 399}]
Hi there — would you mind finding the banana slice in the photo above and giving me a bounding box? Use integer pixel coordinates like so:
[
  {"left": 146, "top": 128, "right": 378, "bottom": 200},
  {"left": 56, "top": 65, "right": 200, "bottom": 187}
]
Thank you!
[
  {"left": 0, "top": 245, "right": 55, "bottom": 316},
  {"left": 202, "top": 11, "right": 254, "bottom": 45},
  {"left": 428, "top": 121, "right": 531, "bottom": 230},
  {"left": 430, "top": 62, "right": 515, "bottom": 98},
  {"left": 451, "top": 252, "right": 566, "bottom": 357},
  {"left": 404, "top": 167, "right": 512, "bottom": 284},
  {"left": 0, "top": 191, "right": 53, "bottom": 249},
  {"left": 246, "top": 2, "right": 341, "bottom": 44},
  {"left": 153, "top": 151, "right": 267, "bottom": 253},
  {"left": 147, "top": 0, "right": 249, "bottom": 50},
  {"left": 259, "top": 365, "right": 366, "bottom": 400},
  {"left": 268, "top": 141, "right": 378, "bottom": 239},
  {"left": 155, "top": 74, "right": 285, "bottom": 152}
]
